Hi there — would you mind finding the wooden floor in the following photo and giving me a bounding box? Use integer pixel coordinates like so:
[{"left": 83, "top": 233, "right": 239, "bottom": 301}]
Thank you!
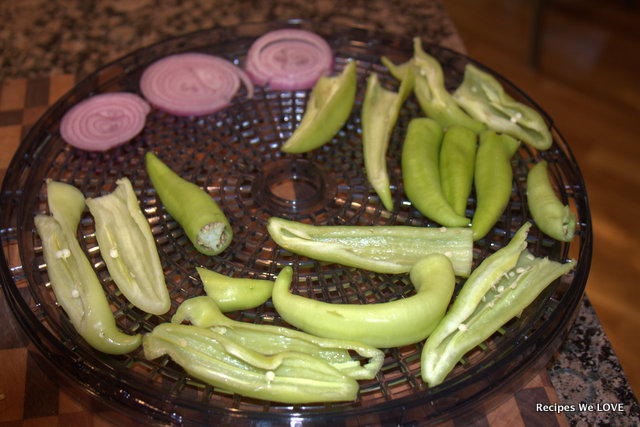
[{"left": 441, "top": 0, "right": 640, "bottom": 397}]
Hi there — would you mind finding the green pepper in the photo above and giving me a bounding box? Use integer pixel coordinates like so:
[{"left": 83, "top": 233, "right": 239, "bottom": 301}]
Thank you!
[
  {"left": 172, "top": 295, "right": 384, "bottom": 380},
  {"left": 34, "top": 180, "right": 141, "bottom": 354},
  {"left": 421, "top": 222, "right": 576, "bottom": 386},
  {"left": 439, "top": 125, "right": 478, "bottom": 217},
  {"left": 271, "top": 254, "right": 456, "bottom": 348},
  {"left": 142, "top": 296, "right": 384, "bottom": 403},
  {"left": 361, "top": 67, "right": 415, "bottom": 211},
  {"left": 85, "top": 178, "right": 170, "bottom": 315},
  {"left": 402, "top": 118, "right": 470, "bottom": 227},
  {"left": 526, "top": 160, "right": 577, "bottom": 242},
  {"left": 145, "top": 152, "right": 232, "bottom": 256},
  {"left": 453, "top": 63, "right": 552, "bottom": 150},
  {"left": 471, "top": 130, "right": 520, "bottom": 241},
  {"left": 196, "top": 266, "right": 273, "bottom": 312},
  {"left": 383, "top": 38, "right": 486, "bottom": 133},
  {"left": 267, "top": 216, "right": 474, "bottom": 277},
  {"left": 281, "top": 60, "right": 357, "bottom": 153}
]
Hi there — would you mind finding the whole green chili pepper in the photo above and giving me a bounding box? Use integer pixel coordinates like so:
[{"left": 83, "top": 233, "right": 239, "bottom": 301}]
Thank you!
[
  {"left": 196, "top": 266, "right": 273, "bottom": 312},
  {"left": 453, "top": 63, "right": 552, "bottom": 150},
  {"left": 439, "top": 124, "right": 477, "bottom": 217},
  {"left": 526, "top": 160, "right": 577, "bottom": 242},
  {"left": 34, "top": 180, "right": 141, "bottom": 354},
  {"left": 172, "top": 295, "right": 384, "bottom": 380},
  {"left": 271, "top": 254, "right": 456, "bottom": 348},
  {"left": 143, "top": 323, "right": 360, "bottom": 403},
  {"left": 86, "top": 177, "right": 170, "bottom": 315},
  {"left": 281, "top": 60, "right": 356, "bottom": 153},
  {"left": 267, "top": 216, "right": 474, "bottom": 277},
  {"left": 361, "top": 67, "right": 414, "bottom": 211},
  {"left": 402, "top": 118, "right": 470, "bottom": 227},
  {"left": 145, "top": 151, "right": 232, "bottom": 256},
  {"left": 471, "top": 130, "right": 520, "bottom": 241},
  {"left": 421, "top": 223, "right": 576, "bottom": 386}
]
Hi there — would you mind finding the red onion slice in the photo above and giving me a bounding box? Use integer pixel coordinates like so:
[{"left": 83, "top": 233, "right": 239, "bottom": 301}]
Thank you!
[
  {"left": 140, "top": 53, "right": 253, "bottom": 116},
  {"left": 59, "top": 92, "right": 151, "bottom": 152},
  {"left": 246, "top": 29, "right": 334, "bottom": 91}
]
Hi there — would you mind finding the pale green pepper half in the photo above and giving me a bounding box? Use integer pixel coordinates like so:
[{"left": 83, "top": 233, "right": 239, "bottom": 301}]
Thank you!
[
  {"left": 281, "top": 60, "right": 357, "bottom": 153},
  {"left": 271, "top": 254, "right": 456, "bottom": 349},
  {"left": 267, "top": 216, "right": 474, "bottom": 277},
  {"left": 196, "top": 266, "right": 273, "bottom": 312},
  {"left": 361, "top": 67, "right": 415, "bottom": 211},
  {"left": 86, "top": 177, "right": 170, "bottom": 315},
  {"left": 421, "top": 222, "right": 576, "bottom": 386},
  {"left": 453, "top": 63, "right": 552, "bottom": 150},
  {"left": 142, "top": 296, "right": 384, "bottom": 403},
  {"left": 34, "top": 180, "right": 141, "bottom": 354}
]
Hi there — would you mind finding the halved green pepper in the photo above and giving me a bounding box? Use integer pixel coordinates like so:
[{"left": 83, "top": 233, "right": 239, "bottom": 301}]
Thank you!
[
  {"left": 196, "top": 266, "right": 273, "bottom": 312},
  {"left": 453, "top": 63, "right": 552, "bottom": 150},
  {"left": 267, "top": 216, "right": 474, "bottom": 277},
  {"left": 86, "top": 177, "right": 170, "bottom": 315},
  {"left": 34, "top": 180, "right": 141, "bottom": 354},
  {"left": 281, "top": 60, "right": 356, "bottom": 153},
  {"left": 421, "top": 222, "right": 576, "bottom": 386},
  {"left": 142, "top": 295, "right": 384, "bottom": 403},
  {"left": 361, "top": 67, "right": 415, "bottom": 211}
]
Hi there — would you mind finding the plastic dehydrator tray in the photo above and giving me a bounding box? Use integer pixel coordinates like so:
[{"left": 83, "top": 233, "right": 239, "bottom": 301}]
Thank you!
[{"left": 0, "top": 20, "right": 592, "bottom": 425}]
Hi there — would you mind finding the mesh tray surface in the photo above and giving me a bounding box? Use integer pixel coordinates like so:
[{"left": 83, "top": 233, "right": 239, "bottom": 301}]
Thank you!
[{"left": 0, "top": 20, "right": 592, "bottom": 425}]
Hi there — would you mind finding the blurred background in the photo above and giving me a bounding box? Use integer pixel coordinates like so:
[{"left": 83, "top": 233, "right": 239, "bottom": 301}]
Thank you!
[
  {"left": 440, "top": 0, "right": 640, "bottom": 397},
  {"left": 1, "top": 0, "right": 638, "bottom": 398}
]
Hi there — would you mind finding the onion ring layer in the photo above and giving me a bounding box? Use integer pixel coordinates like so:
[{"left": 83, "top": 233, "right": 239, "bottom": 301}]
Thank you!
[
  {"left": 246, "top": 29, "right": 334, "bottom": 91},
  {"left": 140, "top": 53, "right": 254, "bottom": 117},
  {"left": 59, "top": 92, "right": 151, "bottom": 152}
]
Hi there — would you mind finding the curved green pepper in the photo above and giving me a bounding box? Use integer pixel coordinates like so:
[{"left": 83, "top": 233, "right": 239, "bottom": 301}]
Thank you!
[
  {"left": 271, "top": 254, "right": 456, "bottom": 348},
  {"left": 453, "top": 63, "right": 552, "bottom": 150},
  {"left": 439, "top": 124, "right": 477, "bottom": 217},
  {"left": 34, "top": 180, "right": 141, "bottom": 354},
  {"left": 172, "top": 295, "right": 384, "bottom": 380},
  {"left": 361, "top": 68, "right": 415, "bottom": 211},
  {"left": 145, "top": 152, "right": 232, "bottom": 256},
  {"left": 526, "top": 160, "right": 577, "bottom": 241},
  {"left": 402, "top": 118, "right": 470, "bottom": 227},
  {"left": 471, "top": 130, "right": 520, "bottom": 241},
  {"left": 281, "top": 60, "right": 356, "bottom": 153},
  {"left": 196, "top": 266, "right": 273, "bottom": 312},
  {"left": 421, "top": 222, "right": 576, "bottom": 385},
  {"left": 267, "top": 216, "right": 474, "bottom": 277},
  {"left": 86, "top": 177, "right": 170, "bottom": 315}
]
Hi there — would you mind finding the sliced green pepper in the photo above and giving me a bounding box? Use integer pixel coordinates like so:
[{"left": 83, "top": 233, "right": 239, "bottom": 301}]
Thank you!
[
  {"left": 439, "top": 125, "right": 478, "bottom": 217},
  {"left": 271, "top": 254, "right": 456, "bottom": 348},
  {"left": 172, "top": 295, "right": 384, "bottom": 380},
  {"left": 267, "top": 216, "right": 474, "bottom": 277},
  {"left": 421, "top": 223, "right": 576, "bottom": 386},
  {"left": 196, "top": 266, "right": 273, "bottom": 312},
  {"left": 361, "top": 67, "right": 414, "bottom": 211},
  {"left": 453, "top": 63, "right": 552, "bottom": 150},
  {"left": 527, "top": 160, "right": 577, "bottom": 242},
  {"left": 34, "top": 180, "right": 141, "bottom": 354},
  {"left": 145, "top": 152, "right": 232, "bottom": 256},
  {"left": 86, "top": 178, "right": 170, "bottom": 315},
  {"left": 402, "top": 118, "right": 470, "bottom": 227},
  {"left": 471, "top": 130, "right": 520, "bottom": 241},
  {"left": 281, "top": 60, "right": 357, "bottom": 153}
]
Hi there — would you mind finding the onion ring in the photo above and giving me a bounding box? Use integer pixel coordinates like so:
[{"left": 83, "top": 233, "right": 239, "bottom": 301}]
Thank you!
[
  {"left": 140, "top": 52, "right": 254, "bottom": 117},
  {"left": 246, "top": 29, "right": 334, "bottom": 91},
  {"left": 59, "top": 92, "right": 151, "bottom": 152}
]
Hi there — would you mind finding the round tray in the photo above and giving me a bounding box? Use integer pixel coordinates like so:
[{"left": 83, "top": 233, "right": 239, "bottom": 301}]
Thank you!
[{"left": 0, "top": 20, "right": 592, "bottom": 425}]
